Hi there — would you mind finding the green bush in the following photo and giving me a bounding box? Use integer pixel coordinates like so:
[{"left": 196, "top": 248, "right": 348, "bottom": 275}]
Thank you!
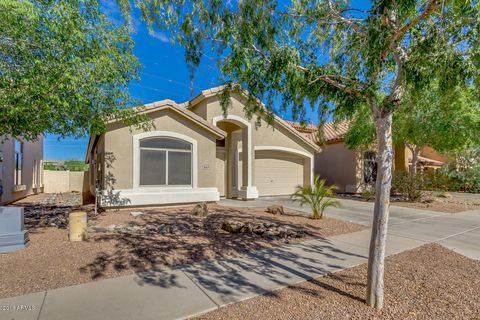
[
  {"left": 393, "top": 164, "right": 480, "bottom": 199},
  {"left": 361, "top": 189, "right": 375, "bottom": 202},
  {"left": 392, "top": 171, "right": 423, "bottom": 201},
  {"left": 439, "top": 165, "right": 480, "bottom": 193},
  {"left": 291, "top": 177, "right": 340, "bottom": 219}
]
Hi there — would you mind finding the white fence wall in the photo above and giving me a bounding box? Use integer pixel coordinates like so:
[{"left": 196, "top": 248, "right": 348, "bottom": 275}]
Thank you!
[{"left": 44, "top": 170, "right": 87, "bottom": 193}]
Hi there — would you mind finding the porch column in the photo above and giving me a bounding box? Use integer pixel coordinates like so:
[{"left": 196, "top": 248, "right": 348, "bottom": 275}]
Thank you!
[
  {"left": 303, "top": 156, "right": 314, "bottom": 187},
  {"left": 238, "top": 126, "right": 258, "bottom": 200}
]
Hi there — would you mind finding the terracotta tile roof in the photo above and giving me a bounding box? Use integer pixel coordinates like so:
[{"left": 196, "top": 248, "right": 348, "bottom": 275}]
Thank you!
[
  {"left": 410, "top": 156, "right": 445, "bottom": 167},
  {"left": 286, "top": 120, "right": 350, "bottom": 143}
]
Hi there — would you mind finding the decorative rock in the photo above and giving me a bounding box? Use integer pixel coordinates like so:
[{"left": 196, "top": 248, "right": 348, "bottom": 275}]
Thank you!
[
  {"left": 130, "top": 211, "right": 144, "bottom": 217},
  {"left": 266, "top": 205, "right": 285, "bottom": 215},
  {"left": 263, "top": 222, "right": 276, "bottom": 228},
  {"left": 192, "top": 222, "right": 203, "bottom": 228},
  {"left": 221, "top": 220, "right": 244, "bottom": 233},
  {"left": 191, "top": 202, "right": 209, "bottom": 217},
  {"left": 254, "top": 227, "right": 266, "bottom": 235},
  {"left": 264, "top": 229, "right": 280, "bottom": 237},
  {"left": 91, "top": 226, "right": 108, "bottom": 233},
  {"left": 239, "top": 223, "right": 254, "bottom": 233}
]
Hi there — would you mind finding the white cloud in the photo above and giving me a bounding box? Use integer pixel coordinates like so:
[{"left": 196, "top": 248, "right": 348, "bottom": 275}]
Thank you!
[{"left": 150, "top": 31, "right": 169, "bottom": 43}]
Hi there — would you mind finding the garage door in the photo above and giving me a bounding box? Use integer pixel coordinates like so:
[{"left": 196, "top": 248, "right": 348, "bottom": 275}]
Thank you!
[{"left": 255, "top": 150, "right": 304, "bottom": 196}]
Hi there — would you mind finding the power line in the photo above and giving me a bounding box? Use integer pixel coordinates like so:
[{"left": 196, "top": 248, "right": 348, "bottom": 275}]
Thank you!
[
  {"left": 130, "top": 83, "right": 188, "bottom": 99},
  {"left": 140, "top": 72, "right": 201, "bottom": 90}
]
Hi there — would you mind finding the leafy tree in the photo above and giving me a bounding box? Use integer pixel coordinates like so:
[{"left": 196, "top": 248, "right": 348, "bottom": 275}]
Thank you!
[
  {"left": 291, "top": 177, "right": 340, "bottom": 219},
  {"left": 43, "top": 162, "right": 57, "bottom": 171},
  {"left": 0, "top": 0, "right": 150, "bottom": 141},
  {"left": 127, "top": 0, "right": 478, "bottom": 309},
  {"left": 395, "top": 84, "right": 480, "bottom": 176},
  {"left": 64, "top": 160, "right": 89, "bottom": 172}
]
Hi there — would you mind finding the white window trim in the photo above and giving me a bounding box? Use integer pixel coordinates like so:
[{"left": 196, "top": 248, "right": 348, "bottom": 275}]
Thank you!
[
  {"left": 133, "top": 131, "right": 198, "bottom": 189},
  {"left": 14, "top": 140, "right": 23, "bottom": 187}
]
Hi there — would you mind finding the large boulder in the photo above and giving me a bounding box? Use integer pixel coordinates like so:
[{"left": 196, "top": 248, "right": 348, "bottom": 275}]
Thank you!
[
  {"left": 221, "top": 220, "right": 245, "bottom": 233},
  {"left": 265, "top": 205, "right": 285, "bottom": 215},
  {"left": 191, "top": 202, "right": 209, "bottom": 217}
]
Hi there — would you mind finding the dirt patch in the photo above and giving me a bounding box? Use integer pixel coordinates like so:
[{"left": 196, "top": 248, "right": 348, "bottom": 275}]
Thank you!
[
  {"left": 197, "top": 244, "right": 480, "bottom": 320},
  {"left": 339, "top": 191, "right": 480, "bottom": 213},
  {"left": 0, "top": 195, "right": 364, "bottom": 299}
]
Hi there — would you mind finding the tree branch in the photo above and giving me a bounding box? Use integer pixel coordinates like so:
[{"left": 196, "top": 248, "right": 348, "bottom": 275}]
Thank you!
[
  {"left": 309, "top": 74, "right": 363, "bottom": 97},
  {"left": 327, "top": 0, "right": 367, "bottom": 36},
  {"left": 381, "top": 0, "right": 438, "bottom": 60},
  {"left": 393, "top": 0, "right": 438, "bottom": 44}
]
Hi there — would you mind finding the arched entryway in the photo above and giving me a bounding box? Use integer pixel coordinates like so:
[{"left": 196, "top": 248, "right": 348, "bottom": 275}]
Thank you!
[{"left": 212, "top": 115, "right": 259, "bottom": 200}]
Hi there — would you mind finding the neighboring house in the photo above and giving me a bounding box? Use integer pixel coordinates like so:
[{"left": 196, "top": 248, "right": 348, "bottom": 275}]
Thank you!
[
  {"left": 0, "top": 136, "right": 44, "bottom": 204},
  {"left": 86, "top": 86, "right": 320, "bottom": 207},
  {"left": 288, "top": 121, "right": 447, "bottom": 193}
]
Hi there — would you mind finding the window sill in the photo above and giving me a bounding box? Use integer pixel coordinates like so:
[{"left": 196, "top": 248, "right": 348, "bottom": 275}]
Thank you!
[{"left": 13, "top": 185, "right": 26, "bottom": 192}]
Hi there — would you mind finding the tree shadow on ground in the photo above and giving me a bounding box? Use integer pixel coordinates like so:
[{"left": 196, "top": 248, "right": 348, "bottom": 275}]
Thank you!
[
  {"left": 79, "top": 205, "right": 367, "bottom": 301},
  {"left": 11, "top": 193, "right": 98, "bottom": 234}
]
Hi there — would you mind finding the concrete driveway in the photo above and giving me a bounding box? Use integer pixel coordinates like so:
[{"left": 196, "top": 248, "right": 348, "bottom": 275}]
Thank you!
[{"left": 220, "top": 196, "right": 480, "bottom": 260}]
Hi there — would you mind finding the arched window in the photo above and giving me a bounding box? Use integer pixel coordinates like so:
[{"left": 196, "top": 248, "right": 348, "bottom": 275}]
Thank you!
[{"left": 139, "top": 137, "right": 192, "bottom": 186}]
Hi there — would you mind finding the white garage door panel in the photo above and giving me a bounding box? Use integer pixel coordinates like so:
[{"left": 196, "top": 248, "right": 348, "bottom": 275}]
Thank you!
[{"left": 255, "top": 152, "right": 304, "bottom": 196}]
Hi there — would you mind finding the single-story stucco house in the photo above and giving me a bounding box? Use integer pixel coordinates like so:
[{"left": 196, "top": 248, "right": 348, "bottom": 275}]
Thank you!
[
  {"left": 86, "top": 86, "right": 320, "bottom": 207},
  {"left": 288, "top": 121, "right": 448, "bottom": 193},
  {"left": 0, "top": 136, "right": 44, "bottom": 204}
]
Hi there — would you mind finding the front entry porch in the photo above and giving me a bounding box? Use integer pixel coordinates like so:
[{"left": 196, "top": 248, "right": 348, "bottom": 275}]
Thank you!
[{"left": 214, "top": 115, "right": 259, "bottom": 200}]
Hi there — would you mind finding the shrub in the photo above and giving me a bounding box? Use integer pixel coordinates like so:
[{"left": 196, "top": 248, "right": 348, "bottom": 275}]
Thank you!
[
  {"left": 440, "top": 165, "right": 480, "bottom": 193},
  {"left": 291, "top": 177, "right": 340, "bottom": 219},
  {"left": 361, "top": 189, "right": 375, "bottom": 202},
  {"left": 392, "top": 171, "right": 424, "bottom": 201}
]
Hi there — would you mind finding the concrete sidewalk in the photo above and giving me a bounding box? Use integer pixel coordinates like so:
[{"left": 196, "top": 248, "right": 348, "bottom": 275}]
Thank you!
[{"left": 1, "top": 206, "right": 479, "bottom": 320}]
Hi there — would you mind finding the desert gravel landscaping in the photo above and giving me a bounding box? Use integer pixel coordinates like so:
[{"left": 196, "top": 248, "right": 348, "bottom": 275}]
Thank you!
[
  {"left": 197, "top": 244, "right": 480, "bottom": 320},
  {"left": 0, "top": 193, "right": 364, "bottom": 299},
  {"left": 339, "top": 191, "right": 480, "bottom": 213}
]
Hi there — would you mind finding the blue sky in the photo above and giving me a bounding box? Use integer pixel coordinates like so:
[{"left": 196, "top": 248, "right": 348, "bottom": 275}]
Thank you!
[{"left": 44, "top": 1, "right": 324, "bottom": 160}]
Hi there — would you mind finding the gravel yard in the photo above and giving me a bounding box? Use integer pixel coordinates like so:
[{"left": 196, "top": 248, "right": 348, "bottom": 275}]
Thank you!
[
  {"left": 390, "top": 191, "right": 480, "bottom": 213},
  {"left": 197, "top": 244, "right": 480, "bottom": 320},
  {"left": 340, "top": 191, "right": 480, "bottom": 213},
  {"left": 0, "top": 193, "right": 364, "bottom": 299}
]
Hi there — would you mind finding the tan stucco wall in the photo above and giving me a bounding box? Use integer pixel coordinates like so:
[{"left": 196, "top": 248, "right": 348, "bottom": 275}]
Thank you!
[
  {"left": 314, "top": 142, "right": 357, "bottom": 192},
  {"left": 394, "top": 144, "right": 409, "bottom": 171},
  {"left": 420, "top": 146, "right": 449, "bottom": 163},
  {"left": 44, "top": 170, "right": 86, "bottom": 193},
  {"left": 102, "top": 109, "right": 219, "bottom": 190},
  {"left": 215, "top": 147, "right": 226, "bottom": 197},
  {"left": 394, "top": 144, "right": 449, "bottom": 172},
  {"left": 194, "top": 94, "right": 316, "bottom": 155},
  {"left": 0, "top": 136, "right": 43, "bottom": 204}
]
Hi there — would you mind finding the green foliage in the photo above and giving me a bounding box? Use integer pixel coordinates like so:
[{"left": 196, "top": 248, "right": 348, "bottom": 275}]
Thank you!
[
  {"left": 393, "top": 162, "right": 480, "bottom": 198},
  {"left": 129, "top": 0, "right": 478, "bottom": 125},
  {"left": 437, "top": 156, "right": 480, "bottom": 193},
  {"left": 291, "top": 177, "right": 340, "bottom": 219},
  {"left": 361, "top": 190, "right": 376, "bottom": 202},
  {"left": 43, "top": 160, "right": 88, "bottom": 171},
  {"left": 392, "top": 171, "right": 424, "bottom": 202},
  {"left": 0, "top": 0, "right": 150, "bottom": 141},
  {"left": 43, "top": 162, "right": 57, "bottom": 171},
  {"left": 64, "top": 160, "right": 89, "bottom": 172},
  {"left": 394, "top": 83, "right": 480, "bottom": 154}
]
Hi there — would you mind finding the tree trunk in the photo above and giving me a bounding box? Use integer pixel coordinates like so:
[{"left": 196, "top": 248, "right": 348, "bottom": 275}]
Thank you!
[
  {"left": 407, "top": 144, "right": 420, "bottom": 177},
  {"left": 366, "top": 111, "right": 394, "bottom": 309}
]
